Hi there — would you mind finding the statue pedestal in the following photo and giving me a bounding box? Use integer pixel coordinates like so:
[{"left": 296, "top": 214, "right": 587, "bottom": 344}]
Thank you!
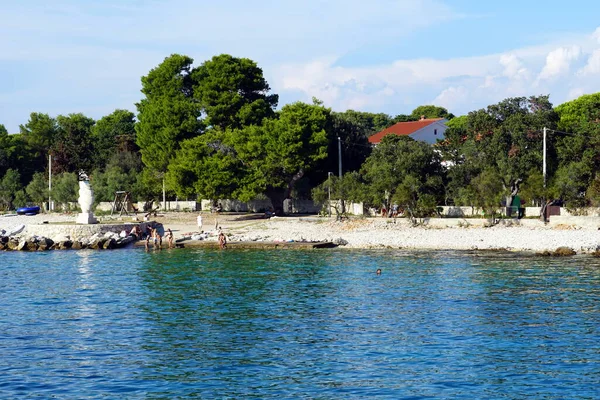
[{"left": 76, "top": 213, "right": 97, "bottom": 224}]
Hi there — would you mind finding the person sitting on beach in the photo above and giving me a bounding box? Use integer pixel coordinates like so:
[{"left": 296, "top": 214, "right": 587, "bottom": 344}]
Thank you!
[{"left": 218, "top": 231, "right": 227, "bottom": 250}]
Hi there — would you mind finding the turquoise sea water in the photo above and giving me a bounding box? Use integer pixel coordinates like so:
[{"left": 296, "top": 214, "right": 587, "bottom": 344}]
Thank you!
[{"left": 1, "top": 248, "right": 599, "bottom": 399}]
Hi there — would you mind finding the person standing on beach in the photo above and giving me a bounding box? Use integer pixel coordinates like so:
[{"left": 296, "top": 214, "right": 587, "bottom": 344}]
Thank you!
[
  {"left": 166, "top": 228, "right": 174, "bottom": 249},
  {"left": 218, "top": 231, "right": 227, "bottom": 250},
  {"left": 197, "top": 214, "right": 203, "bottom": 232}
]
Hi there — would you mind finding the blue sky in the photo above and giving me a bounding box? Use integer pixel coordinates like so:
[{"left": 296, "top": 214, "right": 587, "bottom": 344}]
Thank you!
[{"left": 2, "top": 0, "right": 600, "bottom": 133}]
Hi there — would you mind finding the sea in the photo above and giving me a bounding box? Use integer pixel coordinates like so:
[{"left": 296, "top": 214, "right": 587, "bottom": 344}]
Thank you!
[{"left": 1, "top": 248, "right": 599, "bottom": 399}]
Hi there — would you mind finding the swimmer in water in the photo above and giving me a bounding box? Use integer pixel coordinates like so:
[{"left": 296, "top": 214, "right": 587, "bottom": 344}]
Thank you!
[{"left": 376, "top": 268, "right": 382, "bottom": 275}]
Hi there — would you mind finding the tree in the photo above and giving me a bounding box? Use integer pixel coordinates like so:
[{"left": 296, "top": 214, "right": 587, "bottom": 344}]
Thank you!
[
  {"left": 360, "top": 135, "right": 445, "bottom": 213},
  {"left": 0, "top": 124, "right": 15, "bottom": 172},
  {"left": 50, "top": 172, "right": 78, "bottom": 209},
  {"left": 226, "top": 101, "right": 331, "bottom": 214},
  {"left": 461, "top": 168, "right": 505, "bottom": 220},
  {"left": 136, "top": 54, "right": 202, "bottom": 176},
  {"left": 445, "top": 96, "right": 559, "bottom": 208},
  {"left": 193, "top": 54, "right": 278, "bottom": 130},
  {"left": 51, "top": 113, "right": 95, "bottom": 174},
  {"left": 91, "top": 109, "right": 137, "bottom": 171},
  {"left": 18, "top": 113, "right": 58, "bottom": 180},
  {"left": 25, "top": 172, "right": 49, "bottom": 208},
  {"left": 410, "top": 105, "right": 454, "bottom": 120},
  {"left": 0, "top": 169, "right": 24, "bottom": 210},
  {"left": 552, "top": 92, "right": 600, "bottom": 207},
  {"left": 167, "top": 131, "right": 244, "bottom": 200}
]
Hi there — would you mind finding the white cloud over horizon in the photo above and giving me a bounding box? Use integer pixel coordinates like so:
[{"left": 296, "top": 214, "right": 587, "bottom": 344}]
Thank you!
[
  {"left": 1, "top": 1, "right": 600, "bottom": 132},
  {"left": 275, "top": 27, "right": 600, "bottom": 116}
]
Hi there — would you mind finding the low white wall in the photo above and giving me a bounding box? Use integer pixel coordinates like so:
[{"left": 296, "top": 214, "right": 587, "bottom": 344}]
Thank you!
[{"left": 549, "top": 216, "right": 600, "bottom": 229}]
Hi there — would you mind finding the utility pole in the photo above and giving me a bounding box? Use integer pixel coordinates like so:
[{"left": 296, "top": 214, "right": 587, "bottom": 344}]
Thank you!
[
  {"left": 48, "top": 154, "right": 52, "bottom": 212},
  {"left": 337, "top": 136, "right": 342, "bottom": 178},
  {"left": 543, "top": 127, "right": 547, "bottom": 188}
]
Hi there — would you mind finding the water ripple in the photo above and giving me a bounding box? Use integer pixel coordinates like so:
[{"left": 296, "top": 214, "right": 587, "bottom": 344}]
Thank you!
[{"left": 0, "top": 249, "right": 599, "bottom": 398}]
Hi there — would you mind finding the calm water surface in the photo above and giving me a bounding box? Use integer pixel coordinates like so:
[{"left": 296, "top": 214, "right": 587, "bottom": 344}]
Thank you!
[{"left": 1, "top": 249, "right": 599, "bottom": 398}]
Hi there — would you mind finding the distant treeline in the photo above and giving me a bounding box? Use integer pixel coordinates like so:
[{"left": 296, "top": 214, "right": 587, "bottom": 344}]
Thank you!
[{"left": 1, "top": 53, "right": 599, "bottom": 216}]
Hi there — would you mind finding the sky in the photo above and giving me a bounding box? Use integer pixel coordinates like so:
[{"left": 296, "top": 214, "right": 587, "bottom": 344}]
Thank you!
[{"left": 2, "top": 0, "right": 600, "bottom": 133}]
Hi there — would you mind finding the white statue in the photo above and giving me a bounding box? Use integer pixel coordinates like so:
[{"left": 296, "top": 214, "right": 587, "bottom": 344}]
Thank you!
[{"left": 76, "top": 170, "right": 97, "bottom": 224}]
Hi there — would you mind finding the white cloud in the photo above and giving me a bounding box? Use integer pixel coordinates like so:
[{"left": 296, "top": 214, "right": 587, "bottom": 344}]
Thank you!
[
  {"left": 578, "top": 49, "right": 600, "bottom": 76},
  {"left": 538, "top": 46, "right": 582, "bottom": 81},
  {"left": 275, "top": 26, "right": 600, "bottom": 117},
  {"left": 500, "top": 54, "right": 529, "bottom": 80}
]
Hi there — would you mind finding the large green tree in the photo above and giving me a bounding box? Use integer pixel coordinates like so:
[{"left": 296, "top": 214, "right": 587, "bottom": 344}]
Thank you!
[
  {"left": 193, "top": 54, "right": 278, "bottom": 131},
  {"left": 553, "top": 92, "right": 600, "bottom": 208},
  {"left": 91, "top": 109, "right": 137, "bottom": 171},
  {"left": 50, "top": 113, "right": 95, "bottom": 174},
  {"left": 136, "top": 54, "right": 202, "bottom": 176},
  {"left": 229, "top": 102, "right": 331, "bottom": 214}
]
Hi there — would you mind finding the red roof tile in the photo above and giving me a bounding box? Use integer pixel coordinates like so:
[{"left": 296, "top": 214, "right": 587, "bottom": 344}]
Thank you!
[{"left": 368, "top": 118, "right": 444, "bottom": 144}]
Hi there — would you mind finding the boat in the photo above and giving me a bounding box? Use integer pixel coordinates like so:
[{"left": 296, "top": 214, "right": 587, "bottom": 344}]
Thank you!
[
  {"left": 5, "top": 224, "right": 25, "bottom": 236},
  {"left": 16, "top": 206, "right": 40, "bottom": 215}
]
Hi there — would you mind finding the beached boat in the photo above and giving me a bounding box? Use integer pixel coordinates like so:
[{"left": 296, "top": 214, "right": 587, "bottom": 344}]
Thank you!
[
  {"left": 3, "top": 224, "right": 25, "bottom": 236},
  {"left": 16, "top": 206, "right": 40, "bottom": 216}
]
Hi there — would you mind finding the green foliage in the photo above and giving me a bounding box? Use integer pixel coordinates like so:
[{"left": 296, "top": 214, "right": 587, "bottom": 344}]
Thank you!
[
  {"left": 445, "top": 115, "right": 467, "bottom": 130},
  {"left": 26, "top": 172, "right": 49, "bottom": 207},
  {"left": 193, "top": 54, "right": 278, "bottom": 130},
  {"left": 18, "top": 113, "right": 58, "bottom": 180},
  {"left": 361, "top": 135, "right": 444, "bottom": 211},
  {"left": 229, "top": 101, "right": 331, "bottom": 213},
  {"left": 333, "top": 110, "right": 395, "bottom": 137},
  {"left": 461, "top": 168, "right": 505, "bottom": 219},
  {"left": 51, "top": 172, "right": 78, "bottom": 206},
  {"left": 410, "top": 105, "right": 454, "bottom": 120},
  {"left": 167, "top": 131, "right": 244, "bottom": 200},
  {"left": 51, "top": 113, "right": 95, "bottom": 173},
  {"left": 445, "top": 96, "right": 558, "bottom": 205},
  {"left": 553, "top": 162, "right": 589, "bottom": 208},
  {"left": 91, "top": 109, "right": 137, "bottom": 171},
  {"left": 0, "top": 124, "right": 14, "bottom": 171},
  {"left": 136, "top": 54, "right": 202, "bottom": 174},
  {"left": 555, "top": 92, "right": 600, "bottom": 132},
  {"left": 0, "top": 169, "right": 24, "bottom": 210}
]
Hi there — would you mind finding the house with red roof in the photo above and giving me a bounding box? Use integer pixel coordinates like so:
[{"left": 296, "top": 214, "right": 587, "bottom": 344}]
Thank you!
[{"left": 368, "top": 117, "right": 448, "bottom": 145}]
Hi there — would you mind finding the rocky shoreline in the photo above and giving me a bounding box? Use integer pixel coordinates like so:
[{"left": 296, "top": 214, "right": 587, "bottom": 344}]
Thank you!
[{"left": 3, "top": 212, "right": 600, "bottom": 255}]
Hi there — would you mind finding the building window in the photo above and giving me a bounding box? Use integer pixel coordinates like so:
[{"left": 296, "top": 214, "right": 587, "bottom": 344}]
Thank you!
[{"left": 434, "top": 129, "right": 437, "bottom": 135}]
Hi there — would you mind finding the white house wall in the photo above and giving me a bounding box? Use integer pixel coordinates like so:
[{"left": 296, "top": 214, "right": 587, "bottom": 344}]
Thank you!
[{"left": 409, "top": 121, "right": 447, "bottom": 144}]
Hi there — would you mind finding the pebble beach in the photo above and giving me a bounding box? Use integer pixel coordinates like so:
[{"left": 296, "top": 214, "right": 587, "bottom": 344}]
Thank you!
[{"left": 3, "top": 212, "right": 600, "bottom": 254}]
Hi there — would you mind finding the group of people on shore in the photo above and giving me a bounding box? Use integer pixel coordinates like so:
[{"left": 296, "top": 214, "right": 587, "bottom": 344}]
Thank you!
[{"left": 144, "top": 226, "right": 174, "bottom": 251}]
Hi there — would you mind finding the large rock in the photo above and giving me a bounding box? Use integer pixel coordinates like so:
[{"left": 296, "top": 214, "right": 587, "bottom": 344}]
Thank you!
[
  {"left": 58, "top": 240, "right": 73, "bottom": 250},
  {"left": 103, "top": 238, "right": 116, "bottom": 249},
  {"left": 554, "top": 247, "right": 576, "bottom": 256},
  {"left": 89, "top": 238, "right": 105, "bottom": 250},
  {"left": 7, "top": 239, "right": 19, "bottom": 251},
  {"left": 71, "top": 241, "right": 83, "bottom": 250},
  {"left": 37, "top": 237, "right": 54, "bottom": 251},
  {"left": 18, "top": 239, "right": 38, "bottom": 251}
]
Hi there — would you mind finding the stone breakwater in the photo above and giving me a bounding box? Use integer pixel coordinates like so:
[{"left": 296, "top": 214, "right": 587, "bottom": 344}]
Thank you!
[
  {"left": 0, "top": 231, "right": 135, "bottom": 251},
  {"left": 0, "top": 214, "right": 156, "bottom": 252}
]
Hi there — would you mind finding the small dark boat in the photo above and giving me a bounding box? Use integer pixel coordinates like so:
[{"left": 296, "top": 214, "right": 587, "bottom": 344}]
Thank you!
[{"left": 16, "top": 206, "right": 41, "bottom": 215}]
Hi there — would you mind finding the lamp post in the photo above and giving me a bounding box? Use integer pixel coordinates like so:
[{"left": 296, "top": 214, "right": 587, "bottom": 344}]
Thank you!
[{"left": 328, "top": 172, "right": 332, "bottom": 218}]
